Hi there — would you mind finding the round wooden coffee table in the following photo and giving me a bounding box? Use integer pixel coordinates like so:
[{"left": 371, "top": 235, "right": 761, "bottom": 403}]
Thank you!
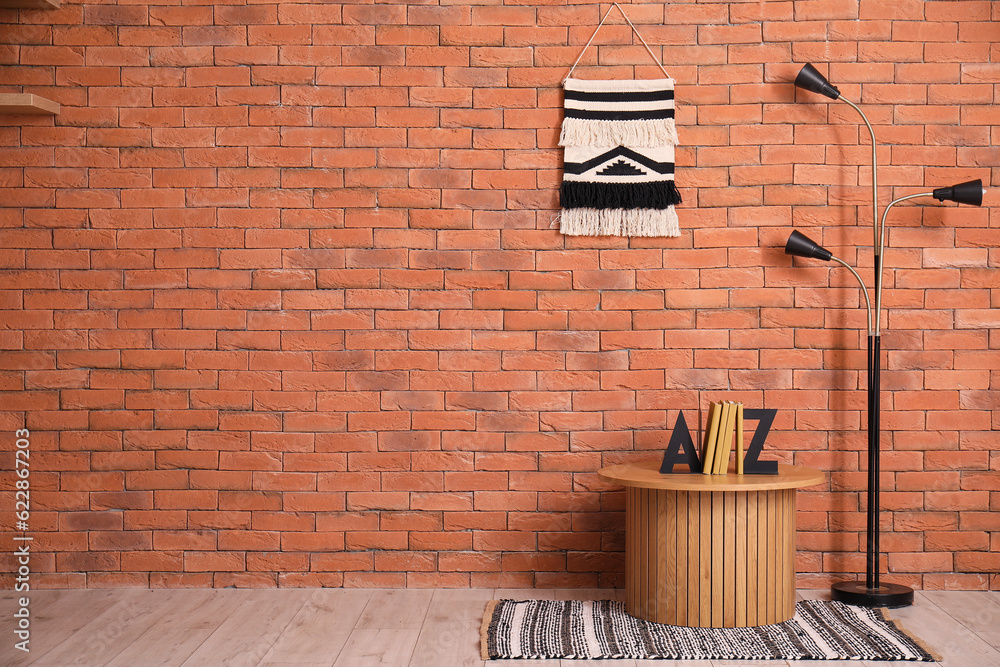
[{"left": 598, "top": 462, "right": 825, "bottom": 628}]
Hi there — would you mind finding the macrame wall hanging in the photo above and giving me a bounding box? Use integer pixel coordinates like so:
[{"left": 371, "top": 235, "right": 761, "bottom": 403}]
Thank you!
[{"left": 559, "top": 3, "right": 682, "bottom": 238}]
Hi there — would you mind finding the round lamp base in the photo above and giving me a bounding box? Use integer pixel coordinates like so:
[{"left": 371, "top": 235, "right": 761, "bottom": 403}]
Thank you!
[{"left": 831, "top": 581, "right": 914, "bottom": 608}]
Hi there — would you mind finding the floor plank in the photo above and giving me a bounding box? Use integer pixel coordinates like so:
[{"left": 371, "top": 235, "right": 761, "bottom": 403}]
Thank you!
[
  {"left": 36, "top": 590, "right": 210, "bottom": 666},
  {"left": 920, "top": 590, "right": 1000, "bottom": 650},
  {"left": 10, "top": 589, "right": 149, "bottom": 666},
  {"left": 494, "top": 588, "right": 554, "bottom": 600},
  {"left": 424, "top": 588, "right": 493, "bottom": 624},
  {"left": 105, "top": 590, "right": 246, "bottom": 667},
  {"left": 259, "top": 588, "right": 371, "bottom": 665},
  {"left": 2, "top": 590, "right": 105, "bottom": 666},
  {"left": 355, "top": 589, "right": 433, "bottom": 630},
  {"left": 179, "top": 589, "right": 311, "bottom": 666},
  {"left": 410, "top": 617, "right": 484, "bottom": 667},
  {"left": 332, "top": 628, "right": 419, "bottom": 667}
]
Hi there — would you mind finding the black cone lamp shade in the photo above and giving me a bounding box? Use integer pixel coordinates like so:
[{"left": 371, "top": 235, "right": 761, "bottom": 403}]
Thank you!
[
  {"left": 794, "top": 63, "right": 841, "bottom": 100},
  {"left": 932, "top": 179, "right": 985, "bottom": 206},
  {"left": 785, "top": 230, "right": 833, "bottom": 261}
]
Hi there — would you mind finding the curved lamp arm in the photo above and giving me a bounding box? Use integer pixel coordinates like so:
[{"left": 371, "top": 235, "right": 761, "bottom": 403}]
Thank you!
[
  {"left": 874, "top": 180, "right": 986, "bottom": 332},
  {"left": 874, "top": 192, "right": 933, "bottom": 333},
  {"left": 838, "top": 97, "right": 880, "bottom": 259},
  {"left": 784, "top": 230, "right": 872, "bottom": 335},
  {"left": 830, "top": 255, "right": 873, "bottom": 336},
  {"left": 794, "top": 64, "right": 881, "bottom": 331}
]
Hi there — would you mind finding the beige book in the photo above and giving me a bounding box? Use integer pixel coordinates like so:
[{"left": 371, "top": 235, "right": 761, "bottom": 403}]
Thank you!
[
  {"left": 709, "top": 402, "right": 730, "bottom": 475},
  {"left": 714, "top": 401, "right": 738, "bottom": 475},
  {"left": 736, "top": 402, "right": 745, "bottom": 475}
]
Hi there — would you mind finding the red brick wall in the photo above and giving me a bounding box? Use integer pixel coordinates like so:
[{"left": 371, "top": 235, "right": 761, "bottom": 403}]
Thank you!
[{"left": 1, "top": 1, "right": 998, "bottom": 589}]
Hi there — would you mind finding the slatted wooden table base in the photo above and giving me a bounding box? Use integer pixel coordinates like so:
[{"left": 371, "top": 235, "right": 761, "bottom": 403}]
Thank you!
[{"left": 600, "top": 463, "right": 825, "bottom": 628}]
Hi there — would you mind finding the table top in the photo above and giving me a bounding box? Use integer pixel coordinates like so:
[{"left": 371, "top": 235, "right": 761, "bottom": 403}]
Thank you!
[{"left": 598, "top": 461, "right": 825, "bottom": 492}]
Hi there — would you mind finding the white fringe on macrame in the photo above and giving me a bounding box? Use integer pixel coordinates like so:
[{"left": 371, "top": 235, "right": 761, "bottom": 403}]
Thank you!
[
  {"left": 559, "top": 118, "right": 678, "bottom": 149},
  {"left": 559, "top": 207, "right": 680, "bottom": 238}
]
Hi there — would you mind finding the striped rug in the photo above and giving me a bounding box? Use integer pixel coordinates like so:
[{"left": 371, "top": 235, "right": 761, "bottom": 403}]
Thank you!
[{"left": 480, "top": 599, "right": 938, "bottom": 661}]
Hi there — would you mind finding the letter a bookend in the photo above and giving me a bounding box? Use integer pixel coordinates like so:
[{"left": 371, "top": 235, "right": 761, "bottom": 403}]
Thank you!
[{"left": 659, "top": 411, "right": 703, "bottom": 473}]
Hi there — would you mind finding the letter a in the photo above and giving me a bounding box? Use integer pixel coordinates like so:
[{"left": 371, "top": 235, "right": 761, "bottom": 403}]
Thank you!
[{"left": 659, "top": 411, "right": 703, "bottom": 474}]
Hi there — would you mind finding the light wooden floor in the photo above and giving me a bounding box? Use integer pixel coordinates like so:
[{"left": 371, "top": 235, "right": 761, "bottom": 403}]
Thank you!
[{"left": 3, "top": 587, "right": 999, "bottom": 666}]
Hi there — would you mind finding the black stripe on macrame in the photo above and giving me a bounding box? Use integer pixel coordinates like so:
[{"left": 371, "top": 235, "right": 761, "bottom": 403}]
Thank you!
[
  {"left": 564, "top": 89, "right": 674, "bottom": 103},
  {"left": 563, "top": 146, "right": 675, "bottom": 176},
  {"left": 560, "top": 180, "right": 682, "bottom": 210},
  {"left": 563, "top": 108, "right": 674, "bottom": 121}
]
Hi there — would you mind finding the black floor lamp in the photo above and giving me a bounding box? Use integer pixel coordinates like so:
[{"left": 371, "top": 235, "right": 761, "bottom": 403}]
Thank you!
[{"left": 784, "top": 63, "right": 987, "bottom": 608}]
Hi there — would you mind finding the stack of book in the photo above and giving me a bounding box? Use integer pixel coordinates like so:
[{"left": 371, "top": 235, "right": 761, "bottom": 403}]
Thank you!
[{"left": 701, "top": 401, "right": 744, "bottom": 475}]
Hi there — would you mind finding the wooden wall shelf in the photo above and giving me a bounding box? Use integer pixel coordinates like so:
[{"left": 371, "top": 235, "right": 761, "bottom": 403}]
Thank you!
[
  {"left": 0, "top": 0, "right": 60, "bottom": 8},
  {"left": 0, "top": 93, "right": 59, "bottom": 115}
]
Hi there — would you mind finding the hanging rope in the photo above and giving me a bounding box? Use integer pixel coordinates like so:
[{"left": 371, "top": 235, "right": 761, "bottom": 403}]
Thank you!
[{"left": 565, "top": 2, "right": 671, "bottom": 80}]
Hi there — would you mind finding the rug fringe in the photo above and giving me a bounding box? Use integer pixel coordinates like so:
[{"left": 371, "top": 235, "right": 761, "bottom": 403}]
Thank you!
[
  {"left": 560, "top": 118, "right": 678, "bottom": 148},
  {"left": 559, "top": 207, "right": 680, "bottom": 238},
  {"left": 880, "top": 608, "right": 944, "bottom": 662},
  {"left": 480, "top": 599, "right": 498, "bottom": 661}
]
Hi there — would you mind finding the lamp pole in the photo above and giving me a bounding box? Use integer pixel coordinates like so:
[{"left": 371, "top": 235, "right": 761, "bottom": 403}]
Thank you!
[{"left": 834, "top": 100, "right": 885, "bottom": 599}]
